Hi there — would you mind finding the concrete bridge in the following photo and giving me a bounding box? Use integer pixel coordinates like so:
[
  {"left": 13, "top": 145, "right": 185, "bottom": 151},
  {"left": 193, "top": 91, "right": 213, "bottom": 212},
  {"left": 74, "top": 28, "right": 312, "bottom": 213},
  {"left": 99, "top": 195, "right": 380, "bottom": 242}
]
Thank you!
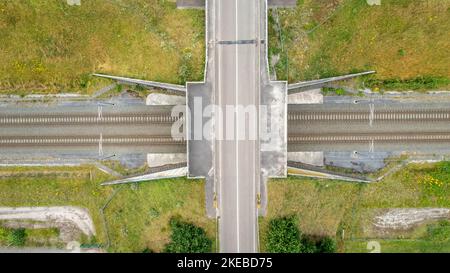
[{"left": 2, "top": 0, "right": 448, "bottom": 253}]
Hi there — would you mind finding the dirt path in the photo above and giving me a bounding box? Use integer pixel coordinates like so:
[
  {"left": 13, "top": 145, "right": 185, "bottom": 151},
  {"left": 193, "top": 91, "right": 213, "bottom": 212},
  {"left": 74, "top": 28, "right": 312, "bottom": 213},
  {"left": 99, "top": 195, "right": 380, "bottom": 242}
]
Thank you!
[{"left": 0, "top": 206, "right": 96, "bottom": 237}]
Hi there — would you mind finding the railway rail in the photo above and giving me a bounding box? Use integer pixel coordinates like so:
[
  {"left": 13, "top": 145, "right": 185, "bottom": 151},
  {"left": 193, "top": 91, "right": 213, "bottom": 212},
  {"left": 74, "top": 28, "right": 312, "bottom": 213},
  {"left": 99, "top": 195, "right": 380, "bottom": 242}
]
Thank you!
[
  {"left": 0, "top": 114, "right": 181, "bottom": 125},
  {"left": 0, "top": 136, "right": 184, "bottom": 146},
  {"left": 288, "top": 133, "right": 450, "bottom": 143},
  {"left": 2, "top": 109, "right": 449, "bottom": 125},
  {"left": 288, "top": 110, "right": 450, "bottom": 122},
  {"left": 3, "top": 133, "right": 450, "bottom": 146},
  {"left": 1, "top": 109, "right": 450, "bottom": 146}
]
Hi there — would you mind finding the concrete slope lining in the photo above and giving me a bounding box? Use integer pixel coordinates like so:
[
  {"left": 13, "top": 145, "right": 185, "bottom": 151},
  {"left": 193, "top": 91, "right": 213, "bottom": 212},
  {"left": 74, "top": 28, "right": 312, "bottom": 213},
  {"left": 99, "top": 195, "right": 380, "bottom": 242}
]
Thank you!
[{"left": 93, "top": 73, "right": 186, "bottom": 92}]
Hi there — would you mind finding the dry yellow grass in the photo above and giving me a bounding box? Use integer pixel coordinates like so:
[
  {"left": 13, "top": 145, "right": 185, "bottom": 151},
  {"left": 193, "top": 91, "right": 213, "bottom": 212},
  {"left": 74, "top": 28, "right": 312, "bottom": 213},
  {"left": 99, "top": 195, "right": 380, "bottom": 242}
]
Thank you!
[
  {"left": 0, "top": 165, "right": 113, "bottom": 245},
  {"left": 260, "top": 161, "right": 450, "bottom": 252},
  {"left": 0, "top": 166, "right": 214, "bottom": 252},
  {"left": 0, "top": 0, "right": 205, "bottom": 95},
  {"left": 103, "top": 178, "right": 215, "bottom": 253},
  {"left": 259, "top": 177, "right": 360, "bottom": 252},
  {"left": 273, "top": 0, "right": 450, "bottom": 88}
]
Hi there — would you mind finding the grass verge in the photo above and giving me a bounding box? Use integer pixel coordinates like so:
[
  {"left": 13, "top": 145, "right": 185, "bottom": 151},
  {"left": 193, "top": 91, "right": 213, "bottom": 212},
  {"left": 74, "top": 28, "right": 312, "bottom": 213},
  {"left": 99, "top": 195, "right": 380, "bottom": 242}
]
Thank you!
[
  {"left": 0, "top": 165, "right": 214, "bottom": 252},
  {"left": 260, "top": 161, "right": 450, "bottom": 253},
  {"left": 270, "top": 0, "right": 450, "bottom": 90},
  {"left": 0, "top": 226, "right": 61, "bottom": 248},
  {"left": 0, "top": 0, "right": 205, "bottom": 95}
]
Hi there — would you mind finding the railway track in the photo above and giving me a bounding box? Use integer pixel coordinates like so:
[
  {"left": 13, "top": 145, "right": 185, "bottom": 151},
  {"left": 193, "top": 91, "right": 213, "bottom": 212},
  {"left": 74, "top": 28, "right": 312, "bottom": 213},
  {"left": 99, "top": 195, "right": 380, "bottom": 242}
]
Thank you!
[
  {"left": 1, "top": 109, "right": 450, "bottom": 146},
  {"left": 2, "top": 109, "right": 449, "bottom": 125},
  {"left": 288, "top": 110, "right": 450, "bottom": 122},
  {"left": 288, "top": 133, "right": 450, "bottom": 144},
  {"left": 0, "top": 136, "right": 184, "bottom": 146},
  {"left": 0, "top": 114, "right": 181, "bottom": 125},
  {"left": 3, "top": 132, "right": 450, "bottom": 146}
]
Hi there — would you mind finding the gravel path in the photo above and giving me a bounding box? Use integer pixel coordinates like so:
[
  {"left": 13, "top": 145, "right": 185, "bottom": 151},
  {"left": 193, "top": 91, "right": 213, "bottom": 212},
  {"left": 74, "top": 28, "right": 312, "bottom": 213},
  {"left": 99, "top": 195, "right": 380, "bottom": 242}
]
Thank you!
[{"left": 0, "top": 206, "right": 96, "bottom": 237}]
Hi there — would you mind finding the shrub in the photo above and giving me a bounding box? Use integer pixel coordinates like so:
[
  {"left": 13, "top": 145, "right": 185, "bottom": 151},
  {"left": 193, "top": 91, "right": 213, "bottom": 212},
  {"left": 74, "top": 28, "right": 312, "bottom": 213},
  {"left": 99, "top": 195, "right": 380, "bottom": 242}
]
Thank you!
[
  {"left": 335, "top": 88, "right": 346, "bottom": 96},
  {"left": 266, "top": 216, "right": 301, "bottom": 253},
  {"left": 142, "top": 248, "right": 154, "bottom": 253},
  {"left": 300, "top": 236, "right": 317, "bottom": 253},
  {"left": 7, "top": 228, "right": 26, "bottom": 247},
  {"left": 77, "top": 74, "right": 91, "bottom": 89},
  {"left": 115, "top": 84, "right": 123, "bottom": 93},
  {"left": 265, "top": 216, "right": 337, "bottom": 253},
  {"left": 0, "top": 227, "right": 9, "bottom": 243},
  {"left": 426, "top": 220, "right": 450, "bottom": 242},
  {"left": 164, "top": 218, "right": 212, "bottom": 253},
  {"left": 316, "top": 237, "right": 336, "bottom": 253},
  {"left": 321, "top": 87, "right": 347, "bottom": 96}
]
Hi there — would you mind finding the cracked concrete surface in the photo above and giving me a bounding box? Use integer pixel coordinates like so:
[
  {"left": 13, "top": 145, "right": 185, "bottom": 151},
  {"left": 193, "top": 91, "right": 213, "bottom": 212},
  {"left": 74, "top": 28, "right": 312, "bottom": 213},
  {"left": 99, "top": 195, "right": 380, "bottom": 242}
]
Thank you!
[
  {"left": 146, "top": 93, "right": 186, "bottom": 105},
  {"left": 147, "top": 153, "right": 187, "bottom": 167},
  {"left": 288, "top": 89, "right": 323, "bottom": 104},
  {"left": 373, "top": 208, "right": 450, "bottom": 230}
]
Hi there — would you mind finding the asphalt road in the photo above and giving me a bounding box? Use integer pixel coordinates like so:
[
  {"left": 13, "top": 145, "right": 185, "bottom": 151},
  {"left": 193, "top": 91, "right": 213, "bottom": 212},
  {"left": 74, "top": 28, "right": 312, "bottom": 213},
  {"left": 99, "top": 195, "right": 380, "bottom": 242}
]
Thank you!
[{"left": 214, "top": 0, "right": 260, "bottom": 253}]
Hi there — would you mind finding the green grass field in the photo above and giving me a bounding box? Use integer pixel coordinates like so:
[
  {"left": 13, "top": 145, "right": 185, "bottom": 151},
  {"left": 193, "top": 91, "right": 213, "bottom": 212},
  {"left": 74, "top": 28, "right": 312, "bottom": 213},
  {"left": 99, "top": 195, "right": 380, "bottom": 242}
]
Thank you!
[
  {"left": 260, "top": 161, "right": 450, "bottom": 253},
  {"left": 104, "top": 178, "right": 215, "bottom": 252},
  {"left": 0, "top": 162, "right": 449, "bottom": 252},
  {"left": 0, "top": 0, "right": 205, "bottom": 95},
  {"left": 3, "top": 0, "right": 448, "bottom": 94},
  {"left": 0, "top": 165, "right": 112, "bottom": 245},
  {"left": 345, "top": 239, "right": 450, "bottom": 253},
  {"left": 0, "top": 226, "right": 61, "bottom": 248},
  {"left": 0, "top": 166, "right": 214, "bottom": 252},
  {"left": 270, "top": 0, "right": 450, "bottom": 90}
]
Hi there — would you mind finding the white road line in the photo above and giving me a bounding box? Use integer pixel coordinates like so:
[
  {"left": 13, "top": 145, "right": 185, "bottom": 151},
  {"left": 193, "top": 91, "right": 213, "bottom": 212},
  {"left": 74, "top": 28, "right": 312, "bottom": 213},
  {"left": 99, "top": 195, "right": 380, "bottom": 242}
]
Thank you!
[
  {"left": 234, "top": 0, "right": 240, "bottom": 253},
  {"left": 214, "top": 0, "right": 222, "bottom": 219},
  {"left": 217, "top": 0, "right": 223, "bottom": 223},
  {"left": 254, "top": 0, "right": 260, "bottom": 253}
]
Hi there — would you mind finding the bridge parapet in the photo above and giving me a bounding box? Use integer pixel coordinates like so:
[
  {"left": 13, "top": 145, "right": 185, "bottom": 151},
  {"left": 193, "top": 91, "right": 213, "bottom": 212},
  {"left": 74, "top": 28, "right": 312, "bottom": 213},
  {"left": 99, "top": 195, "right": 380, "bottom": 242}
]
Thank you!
[{"left": 177, "top": 0, "right": 297, "bottom": 9}]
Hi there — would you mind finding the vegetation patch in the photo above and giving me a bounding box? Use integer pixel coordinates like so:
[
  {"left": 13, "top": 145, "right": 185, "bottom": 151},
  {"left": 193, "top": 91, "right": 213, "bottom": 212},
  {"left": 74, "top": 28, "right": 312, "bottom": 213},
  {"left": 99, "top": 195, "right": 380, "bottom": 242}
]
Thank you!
[
  {"left": 345, "top": 220, "right": 450, "bottom": 253},
  {"left": 366, "top": 76, "right": 450, "bottom": 91},
  {"left": 0, "top": 165, "right": 111, "bottom": 246},
  {"left": 164, "top": 218, "right": 212, "bottom": 253},
  {"left": 262, "top": 161, "right": 450, "bottom": 253},
  {"left": 104, "top": 178, "right": 215, "bottom": 253},
  {"left": 271, "top": 0, "right": 450, "bottom": 90},
  {"left": 0, "top": 227, "right": 26, "bottom": 247},
  {"left": 321, "top": 86, "right": 348, "bottom": 96},
  {"left": 426, "top": 220, "right": 450, "bottom": 243},
  {"left": 266, "top": 216, "right": 301, "bottom": 253},
  {"left": 264, "top": 215, "right": 336, "bottom": 253},
  {"left": 0, "top": 165, "right": 214, "bottom": 252},
  {"left": 0, "top": 226, "right": 61, "bottom": 248},
  {"left": 0, "top": 0, "right": 205, "bottom": 95}
]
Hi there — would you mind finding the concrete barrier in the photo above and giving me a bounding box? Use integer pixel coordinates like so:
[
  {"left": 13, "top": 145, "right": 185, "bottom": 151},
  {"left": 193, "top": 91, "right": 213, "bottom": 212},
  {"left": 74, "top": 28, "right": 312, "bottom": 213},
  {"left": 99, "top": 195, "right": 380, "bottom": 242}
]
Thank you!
[{"left": 177, "top": 0, "right": 297, "bottom": 9}]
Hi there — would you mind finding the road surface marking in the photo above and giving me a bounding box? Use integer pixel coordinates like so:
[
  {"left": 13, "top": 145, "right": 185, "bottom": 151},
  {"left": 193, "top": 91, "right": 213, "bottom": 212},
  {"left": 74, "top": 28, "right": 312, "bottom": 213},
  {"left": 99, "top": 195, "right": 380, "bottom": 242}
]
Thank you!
[{"left": 235, "top": 0, "right": 240, "bottom": 253}]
